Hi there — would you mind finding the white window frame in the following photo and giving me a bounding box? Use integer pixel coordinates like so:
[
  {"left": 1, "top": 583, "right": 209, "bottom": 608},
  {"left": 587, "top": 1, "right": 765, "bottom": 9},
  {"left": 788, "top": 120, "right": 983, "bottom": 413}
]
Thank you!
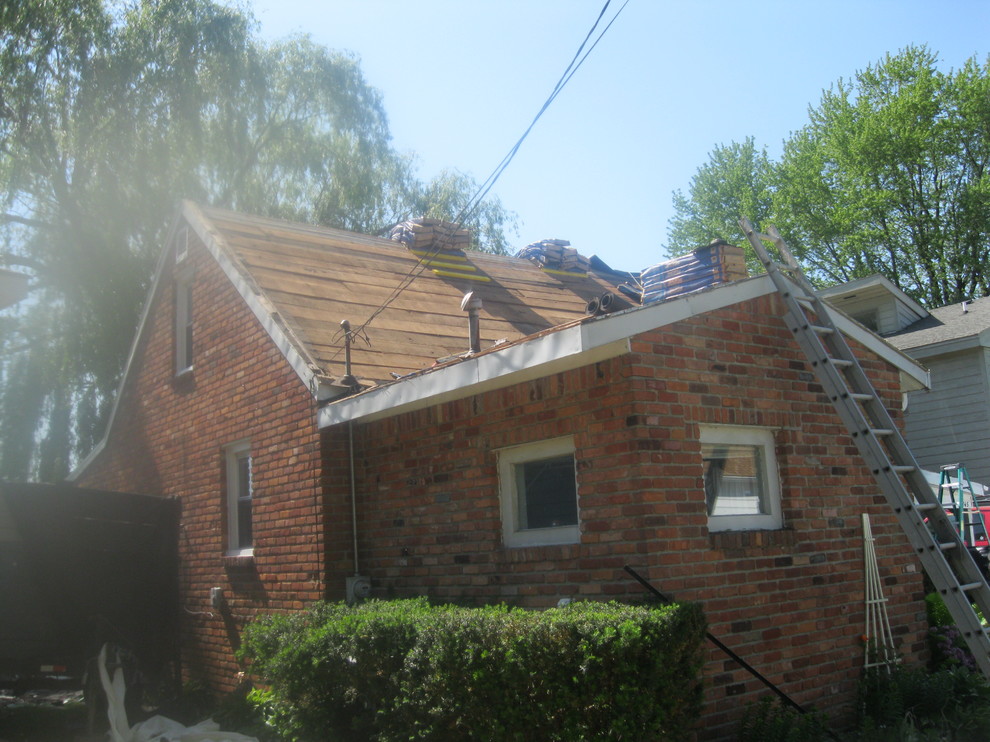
[
  {"left": 175, "top": 277, "right": 193, "bottom": 375},
  {"left": 225, "top": 440, "right": 253, "bottom": 556},
  {"left": 701, "top": 425, "right": 782, "bottom": 532},
  {"left": 174, "top": 226, "right": 189, "bottom": 264},
  {"left": 498, "top": 436, "right": 580, "bottom": 547}
]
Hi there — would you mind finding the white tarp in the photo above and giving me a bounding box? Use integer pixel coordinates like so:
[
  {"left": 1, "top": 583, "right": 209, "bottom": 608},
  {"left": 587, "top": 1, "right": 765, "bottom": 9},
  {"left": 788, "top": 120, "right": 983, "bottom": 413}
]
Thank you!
[{"left": 98, "top": 644, "right": 259, "bottom": 742}]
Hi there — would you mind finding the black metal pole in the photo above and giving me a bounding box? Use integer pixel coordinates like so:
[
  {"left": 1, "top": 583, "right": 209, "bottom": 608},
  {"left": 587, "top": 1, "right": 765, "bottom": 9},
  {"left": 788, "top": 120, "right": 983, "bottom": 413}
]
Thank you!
[{"left": 624, "top": 565, "right": 807, "bottom": 714}]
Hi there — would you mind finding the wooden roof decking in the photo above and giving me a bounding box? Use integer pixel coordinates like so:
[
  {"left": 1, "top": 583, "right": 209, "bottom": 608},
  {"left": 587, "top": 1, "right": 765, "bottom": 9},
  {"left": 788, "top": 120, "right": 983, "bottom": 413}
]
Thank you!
[{"left": 201, "top": 206, "right": 623, "bottom": 385}]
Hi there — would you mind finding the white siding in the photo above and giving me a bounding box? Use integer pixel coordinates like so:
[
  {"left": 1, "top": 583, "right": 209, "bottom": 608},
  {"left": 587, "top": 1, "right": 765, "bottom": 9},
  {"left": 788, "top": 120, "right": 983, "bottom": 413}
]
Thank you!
[
  {"left": 894, "top": 300, "right": 923, "bottom": 334},
  {"left": 904, "top": 348, "right": 990, "bottom": 483}
]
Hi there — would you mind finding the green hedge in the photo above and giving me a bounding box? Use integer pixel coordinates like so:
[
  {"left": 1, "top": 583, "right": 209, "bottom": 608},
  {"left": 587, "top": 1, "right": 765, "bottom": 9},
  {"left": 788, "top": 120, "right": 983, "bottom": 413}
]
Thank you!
[{"left": 239, "top": 598, "right": 706, "bottom": 742}]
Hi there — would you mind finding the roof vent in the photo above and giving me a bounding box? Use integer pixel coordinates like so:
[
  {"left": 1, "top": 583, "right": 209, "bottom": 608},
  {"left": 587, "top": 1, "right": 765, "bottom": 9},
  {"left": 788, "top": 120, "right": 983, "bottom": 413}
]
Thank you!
[{"left": 461, "top": 291, "right": 483, "bottom": 353}]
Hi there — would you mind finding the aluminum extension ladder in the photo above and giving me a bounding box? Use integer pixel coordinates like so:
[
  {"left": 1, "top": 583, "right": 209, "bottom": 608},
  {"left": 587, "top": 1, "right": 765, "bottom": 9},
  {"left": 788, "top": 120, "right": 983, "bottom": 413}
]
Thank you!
[{"left": 739, "top": 219, "right": 990, "bottom": 678}]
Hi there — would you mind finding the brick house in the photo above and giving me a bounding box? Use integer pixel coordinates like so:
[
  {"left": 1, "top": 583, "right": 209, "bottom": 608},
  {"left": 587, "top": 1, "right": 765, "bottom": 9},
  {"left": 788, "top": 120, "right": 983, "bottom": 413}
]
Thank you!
[{"left": 73, "top": 201, "right": 932, "bottom": 739}]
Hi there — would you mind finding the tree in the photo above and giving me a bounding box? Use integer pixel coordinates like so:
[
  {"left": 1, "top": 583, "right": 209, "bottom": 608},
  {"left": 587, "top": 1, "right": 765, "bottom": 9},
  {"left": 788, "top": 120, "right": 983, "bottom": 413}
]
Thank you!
[
  {"left": 666, "top": 137, "right": 774, "bottom": 257},
  {"left": 666, "top": 46, "right": 990, "bottom": 308},
  {"left": 0, "top": 0, "right": 516, "bottom": 481}
]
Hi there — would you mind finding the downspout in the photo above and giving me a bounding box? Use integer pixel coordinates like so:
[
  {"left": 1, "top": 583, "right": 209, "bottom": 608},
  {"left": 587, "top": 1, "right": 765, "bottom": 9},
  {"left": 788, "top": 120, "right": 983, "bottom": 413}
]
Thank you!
[{"left": 348, "top": 420, "right": 359, "bottom": 576}]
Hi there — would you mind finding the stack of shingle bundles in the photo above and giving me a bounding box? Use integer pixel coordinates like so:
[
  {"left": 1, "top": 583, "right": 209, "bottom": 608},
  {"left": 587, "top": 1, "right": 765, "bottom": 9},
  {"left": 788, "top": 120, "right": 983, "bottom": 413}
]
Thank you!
[
  {"left": 641, "top": 240, "right": 747, "bottom": 305},
  {"left": 390, "top": 218, "right": 472, "bottom": 252},
  {"left": 516, "top": 239, "right": 591, "bottom": 273}
]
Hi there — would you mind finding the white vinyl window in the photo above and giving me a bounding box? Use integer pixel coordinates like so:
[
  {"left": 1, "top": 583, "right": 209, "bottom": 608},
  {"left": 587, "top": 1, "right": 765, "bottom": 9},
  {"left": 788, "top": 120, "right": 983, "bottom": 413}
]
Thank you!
[
  {"left": 175, "top": 278, "right": 193, "bottom": 375},
  {"left": 701, "top": 426, "right": 782, "bottom": 532},
  {"left": 226, "top": 441, "right": 253, "bottom": 556},
  {"left": 498, "top": 437, "right": 579, "bottom": 547}
]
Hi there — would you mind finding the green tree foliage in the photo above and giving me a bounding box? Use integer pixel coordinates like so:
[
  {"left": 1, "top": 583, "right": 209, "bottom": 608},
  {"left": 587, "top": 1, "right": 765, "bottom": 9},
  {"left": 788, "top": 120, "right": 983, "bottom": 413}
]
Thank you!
[
  {"left": 666, "top": 46, "right": 990, "bottom": 309},
  {"left": 0, "top": 0, "right": 516, "bottom": 481},
  {"left": 666, "top": 137, "right": 774, "bottom": 257}
]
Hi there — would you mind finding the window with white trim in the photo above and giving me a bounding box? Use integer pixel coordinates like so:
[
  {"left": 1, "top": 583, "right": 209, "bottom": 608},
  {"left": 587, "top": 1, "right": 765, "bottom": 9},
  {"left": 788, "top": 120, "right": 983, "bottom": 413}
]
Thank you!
[
  {"left": 498, "top": 436, "right": 579, "bottom": 547},
  {"left": 175, "top": 278, "right": 193, "bottom": 375},
  {"left": 701, "top": 426, "right": 782, "bottom": 531},
  {"left": 226, "top": 441, "right": 253, "bottom": 555}
]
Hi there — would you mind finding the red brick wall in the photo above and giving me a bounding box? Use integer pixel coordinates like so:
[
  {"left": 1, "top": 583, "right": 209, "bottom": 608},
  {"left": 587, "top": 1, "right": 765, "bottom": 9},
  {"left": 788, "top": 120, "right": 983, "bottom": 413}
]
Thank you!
[
  {"left": 76, "top": 229, "right": 325, "bottom": 692},
  {"left": 326, "top": 293, "right": 927, "bottom": 740}
]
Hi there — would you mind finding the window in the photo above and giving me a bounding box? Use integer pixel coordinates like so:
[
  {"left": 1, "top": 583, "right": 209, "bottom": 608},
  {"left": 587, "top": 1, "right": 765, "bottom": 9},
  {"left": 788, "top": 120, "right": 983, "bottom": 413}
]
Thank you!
[
  {"left": 701, "top": 426, "right": 781, "bottom": 531},
  {"left": 174, "top": 226, "right": 189, "bottom": 264},
  {"left": 226, "top": 441, "right": 253, "bottom": 555},
  {"left": 498, "top": 437, "right": 579, "bottom": 547},
  {"left": 175, "top": 278, "right": 193, "bottom": 375},
  {"left": 851, "top": 309, "right": 879, "bottom": 332}
]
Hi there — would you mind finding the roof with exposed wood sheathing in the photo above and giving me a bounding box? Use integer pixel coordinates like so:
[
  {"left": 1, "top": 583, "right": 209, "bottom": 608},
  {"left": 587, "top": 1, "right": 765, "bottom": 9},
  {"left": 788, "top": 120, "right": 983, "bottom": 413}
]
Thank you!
[{"left": 194, "top": 203, "right": 627, "bottom": 386}]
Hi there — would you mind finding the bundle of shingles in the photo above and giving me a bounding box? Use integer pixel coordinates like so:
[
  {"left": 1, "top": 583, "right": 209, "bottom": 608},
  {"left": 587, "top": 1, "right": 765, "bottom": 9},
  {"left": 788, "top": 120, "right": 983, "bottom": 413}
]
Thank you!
[
  {"left": 640, "top": 240, "right": 747, "bottom": 305},
  {"left": 390, "top": 218, "right": 472, "bottom": 252},
  {"left": 515, "top": 239, "right": 591, "bottom": 273}
]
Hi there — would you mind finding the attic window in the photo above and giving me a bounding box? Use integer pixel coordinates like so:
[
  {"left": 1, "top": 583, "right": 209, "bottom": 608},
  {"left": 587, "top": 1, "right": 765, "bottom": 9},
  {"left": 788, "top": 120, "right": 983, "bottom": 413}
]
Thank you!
[
  {"left": 175, "top": 226, "right": 189, "bottom": 263},
  {"left": 498, "top": 437, "right": 580, "bottom": 547},
  {"left": 702, "top": 426, "right": 782, "bottom": 532},
  {"left": 175, "top": 277, "right": 193, "bottom": 375},
  {"left": 851, "top": 309, "right": 879, "bottom": 332}
]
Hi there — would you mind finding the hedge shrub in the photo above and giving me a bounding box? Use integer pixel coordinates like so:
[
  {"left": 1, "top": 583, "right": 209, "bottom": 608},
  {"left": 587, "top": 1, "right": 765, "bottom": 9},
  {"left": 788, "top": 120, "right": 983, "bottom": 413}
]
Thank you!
[{"left": 239, "top": 598, "right": 706, "bottom": 742}]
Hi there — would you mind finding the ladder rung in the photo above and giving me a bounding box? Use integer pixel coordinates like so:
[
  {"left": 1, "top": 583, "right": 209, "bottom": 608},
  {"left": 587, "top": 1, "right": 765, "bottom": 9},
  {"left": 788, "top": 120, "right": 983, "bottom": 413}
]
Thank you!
[{"left": 740, "top": 218, "right": 990, "bottom": 681}]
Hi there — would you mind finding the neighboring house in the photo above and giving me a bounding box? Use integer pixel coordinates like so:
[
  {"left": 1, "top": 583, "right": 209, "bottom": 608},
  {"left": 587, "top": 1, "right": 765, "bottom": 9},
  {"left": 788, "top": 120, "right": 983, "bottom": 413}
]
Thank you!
[
  {"left": 73, "top": 203, "right": 931, "bottom": 740},
  {"left": 821, "top": 275, "right": 990, "bottom": 485}
]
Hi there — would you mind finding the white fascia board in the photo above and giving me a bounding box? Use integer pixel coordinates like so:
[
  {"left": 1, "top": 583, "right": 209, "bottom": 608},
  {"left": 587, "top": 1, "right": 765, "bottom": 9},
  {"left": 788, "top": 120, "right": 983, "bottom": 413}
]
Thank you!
[
  {"left": 318, "top": 328, "right": 630, "bottom": 426},
  {"left": 69, "top": 211, "right": 183, "bottom": 481},
  {"left": 181, "top": 202, "right": 323, "bottom": 397},
  {"left": 319, "top": 276, "right": 776, "bottom": 427},
  {"left": 319, "top": 273, "right": 931, "bottom": 427},
  {"left": 901, "top": 335, "right": 981, "bottom": 362}
]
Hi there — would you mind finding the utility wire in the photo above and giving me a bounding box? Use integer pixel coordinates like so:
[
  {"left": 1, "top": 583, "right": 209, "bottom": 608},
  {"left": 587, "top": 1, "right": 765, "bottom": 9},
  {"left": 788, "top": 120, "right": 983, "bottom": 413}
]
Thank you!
[{"left": 344, "top": 0, "right": 630, "bottom": 351}]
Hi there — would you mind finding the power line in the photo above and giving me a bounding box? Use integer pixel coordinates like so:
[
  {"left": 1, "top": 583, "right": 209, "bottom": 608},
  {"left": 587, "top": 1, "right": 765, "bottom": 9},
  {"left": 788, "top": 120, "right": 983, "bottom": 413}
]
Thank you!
[{"left": 344, "top": 0, "right": 631, "bottom": 351}]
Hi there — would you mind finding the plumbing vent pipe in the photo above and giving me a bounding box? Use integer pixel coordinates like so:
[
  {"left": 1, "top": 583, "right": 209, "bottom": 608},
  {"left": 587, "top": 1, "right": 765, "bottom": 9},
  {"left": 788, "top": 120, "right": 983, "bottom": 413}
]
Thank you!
[
  {"left": 337, "top": 319, "right": 358, "bottom": 389},
  {"left": 461, "top": 291, "right": 483, "bottom": 353}
]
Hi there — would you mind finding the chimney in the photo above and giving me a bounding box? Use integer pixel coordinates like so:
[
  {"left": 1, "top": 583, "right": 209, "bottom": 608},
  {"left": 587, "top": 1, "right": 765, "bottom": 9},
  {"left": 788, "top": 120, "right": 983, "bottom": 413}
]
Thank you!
[{"left": 461, "top": 291, "right": 483, "bottom": 353}]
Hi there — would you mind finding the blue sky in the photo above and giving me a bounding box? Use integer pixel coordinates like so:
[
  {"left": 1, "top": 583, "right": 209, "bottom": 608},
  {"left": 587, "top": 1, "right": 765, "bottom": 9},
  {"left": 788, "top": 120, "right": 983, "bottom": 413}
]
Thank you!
[{"left": 248, "top": 1, "right": 989, "bottom": 274}]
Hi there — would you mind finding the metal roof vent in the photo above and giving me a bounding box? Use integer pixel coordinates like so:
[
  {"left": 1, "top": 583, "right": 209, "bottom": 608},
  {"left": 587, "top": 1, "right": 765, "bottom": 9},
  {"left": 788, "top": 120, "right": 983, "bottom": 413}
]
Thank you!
[{"left": 461, "top": 291, "right": 483, "bottom": 353}]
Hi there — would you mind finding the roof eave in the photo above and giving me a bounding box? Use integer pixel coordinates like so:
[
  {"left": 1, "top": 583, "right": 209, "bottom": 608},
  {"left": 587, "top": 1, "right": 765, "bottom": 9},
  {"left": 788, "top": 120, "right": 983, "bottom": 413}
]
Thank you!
[
  {"left": 321, "top": 274, "right": 926, "bottom": 426},
  {"left": 902, "top": 333, "right": 984, "bottom": 361},
  {"left": 182, "top": 201, "right": 326, "bottom": 395}
]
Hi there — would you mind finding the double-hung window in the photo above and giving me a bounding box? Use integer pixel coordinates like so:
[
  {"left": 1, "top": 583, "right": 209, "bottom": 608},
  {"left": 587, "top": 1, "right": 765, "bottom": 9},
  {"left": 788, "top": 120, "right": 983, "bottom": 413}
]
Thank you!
[
  {"left": 701, "top": 426, "right": 782, "bottom": 531},
  {"left": 226, "top": 441, "right": 253, "bottom": 555},
  {"left": 498, "top": 437, "right": 579, "bottom": 547}
]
